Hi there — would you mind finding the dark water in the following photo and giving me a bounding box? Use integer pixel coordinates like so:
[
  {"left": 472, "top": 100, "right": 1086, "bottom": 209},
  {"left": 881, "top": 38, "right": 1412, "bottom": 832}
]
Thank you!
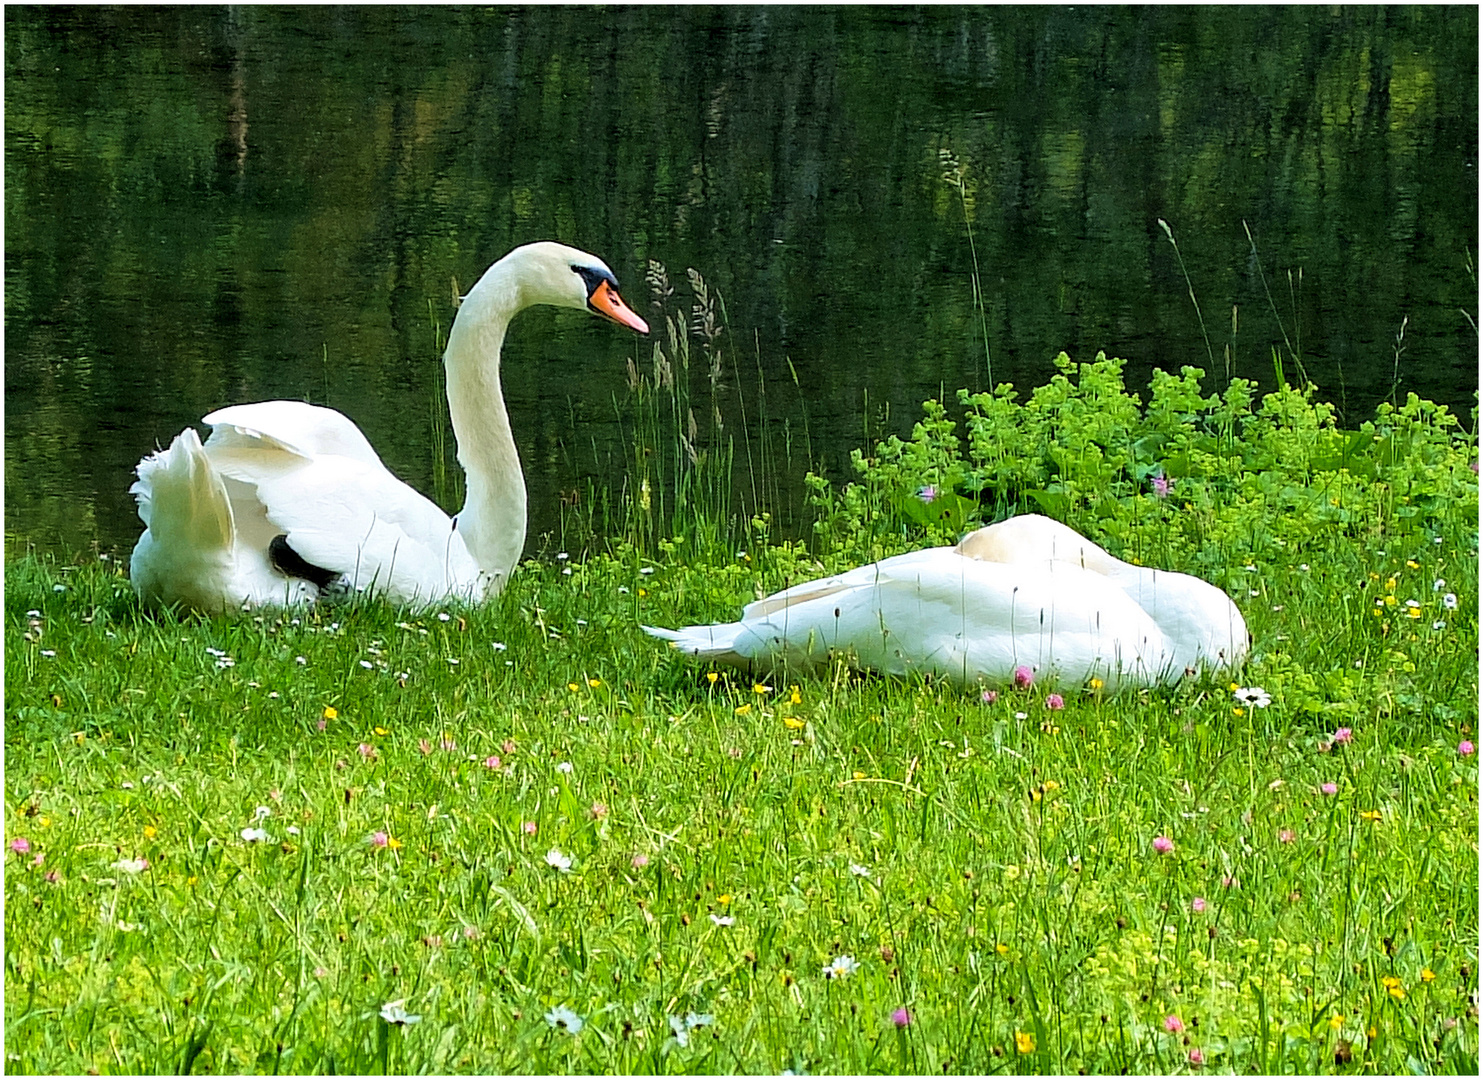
[{"left": 6, "top": 6, "right": 1478, "bottom": 556}]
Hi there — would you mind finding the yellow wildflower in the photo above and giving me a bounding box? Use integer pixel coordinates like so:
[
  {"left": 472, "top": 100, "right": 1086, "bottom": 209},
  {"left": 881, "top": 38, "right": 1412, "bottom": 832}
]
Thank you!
[
  {"left": 323, "top": 706, "right": 338, "bottom": 721},
  {"left": 1088, "top": 677, "right": 1103, "bottom": 691},
  {"left": 1388, "top": 985, "right": 1406, "bottom": 1000},
  {"left": 1421, "top": 968, "right": 1436, "bottom": 983},
  {"left": 789, "top": 686, "right": 801, "bottom": 704},
  {"left": 567, "top": 682, "right": 580, "bottom": 692},
  {"left": 753, "top": 682, "right": 771, "bottom": 695},
  {"left": 1381, "top": 975, "right": 1401, "bottom": 988},
  {"left": 707, "top": 672, "right": 718, "bottom": 684},
  {"left": 718, "top": 894, "right": 731, "bottom": 905},
  {"left": 1406, "top": 560, "right": 1419, "bottom": 569},
  {"left": 852, "top": 770, "right": 866, "bottom": 781},
  {"left": 1328, "top": 1014, "right": 1344, "bottom": 1031},
  {"left": 996, "top": 942, "right": 1010, "bottom": 956},
  {"left": 588, "top": 678, "right": 601, "bottom": 688},
  {"left": 1014, "top": 1031, "right": 1035, "bottom": 1054},
  {"left": 143, "top": 825, "right": 157, "bottom": 840},
  {"left": 373, "top": 726, "right": 389, "bottom": 737},
  {"left": 1043, "top": 780, "right": 1060, "bottom": 792},
  {"left": 734, "top": 704, "right": 752, "bottom": 716},
  {"left": 388, "top": 836, "right": 403, "bottom": 852},
  {"left": 784, "top": 717, "right": 805, "bottom": 730},
  {"left": 1360, "top": 810, "right": 1383, "bottom": 822}
]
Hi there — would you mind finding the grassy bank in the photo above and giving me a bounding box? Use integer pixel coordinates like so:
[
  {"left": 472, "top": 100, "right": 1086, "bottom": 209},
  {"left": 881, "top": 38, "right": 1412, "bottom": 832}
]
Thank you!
[{"left": 4, "top": 358, "right": 1478, "bottom": 1074}]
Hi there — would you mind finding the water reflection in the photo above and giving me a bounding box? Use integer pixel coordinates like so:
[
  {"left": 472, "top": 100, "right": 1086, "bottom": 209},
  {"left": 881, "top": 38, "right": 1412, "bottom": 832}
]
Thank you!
[{"left": 5, "top": 6, "right": 1477, "bottom": 555}]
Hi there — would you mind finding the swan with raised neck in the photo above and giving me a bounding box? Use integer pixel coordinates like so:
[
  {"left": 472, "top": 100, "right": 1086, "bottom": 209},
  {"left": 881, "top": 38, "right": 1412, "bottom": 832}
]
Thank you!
[{"left": 127, "top": 240, "right": 648, "bottom": 611}]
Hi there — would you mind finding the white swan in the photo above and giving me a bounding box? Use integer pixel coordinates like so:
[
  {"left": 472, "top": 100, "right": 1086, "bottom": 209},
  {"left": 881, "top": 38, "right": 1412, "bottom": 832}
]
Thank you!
[
  {"left": 129, "top": 242, "right": 648, "bottom": 612},
  {"left": 645, "top": 514, "right": 1247, "bottom": 690}
]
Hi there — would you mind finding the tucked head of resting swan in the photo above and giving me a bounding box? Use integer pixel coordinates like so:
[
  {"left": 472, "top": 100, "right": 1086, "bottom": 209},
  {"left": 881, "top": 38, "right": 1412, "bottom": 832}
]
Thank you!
[
  {"left": 645, "top": 514, "right": 1249, "bottom": 692},
  {"left": 129, "top": 242, "right": 647, "bottom": 614}
]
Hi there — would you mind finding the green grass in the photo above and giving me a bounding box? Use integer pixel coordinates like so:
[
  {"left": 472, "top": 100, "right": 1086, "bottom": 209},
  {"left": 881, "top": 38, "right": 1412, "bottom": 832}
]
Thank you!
[
  {"left": 4, "top": 300, "right": 1478, "bottom": 1072},
  {"left": 4, "top": 496, "right": 1477, "bottom": 1073}
]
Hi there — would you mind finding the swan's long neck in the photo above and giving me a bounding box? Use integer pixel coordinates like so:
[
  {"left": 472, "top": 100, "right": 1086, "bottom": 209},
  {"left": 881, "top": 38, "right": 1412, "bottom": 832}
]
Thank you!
[{"left": 444, "top": 263, "right": 528, "bottom": 587}]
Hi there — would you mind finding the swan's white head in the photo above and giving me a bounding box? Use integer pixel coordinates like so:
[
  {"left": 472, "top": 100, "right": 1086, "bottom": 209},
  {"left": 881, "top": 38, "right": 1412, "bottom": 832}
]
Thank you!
[{"left": 487, "top": 241, "right": 649, "bottom": 333}]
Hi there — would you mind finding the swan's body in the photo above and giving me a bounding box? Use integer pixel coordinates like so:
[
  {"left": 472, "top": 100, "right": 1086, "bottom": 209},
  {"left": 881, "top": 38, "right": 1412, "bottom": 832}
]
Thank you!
[
  {"left": 130, "top": 242, "right": 647, "bottom": 612},
  {"left": 646, "top": 514, "right": 1247, "bottom": 690}
]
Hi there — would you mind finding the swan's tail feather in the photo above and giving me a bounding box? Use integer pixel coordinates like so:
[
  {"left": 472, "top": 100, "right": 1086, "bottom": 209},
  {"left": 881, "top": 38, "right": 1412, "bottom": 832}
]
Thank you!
[
  {"left": 132, "top": 429, "right": 233, "bottom": 550},
  {"left": 643, "top": 622, "right": 750, "bottom": 666},
  {"left": 130, "top": 428, "right": 236, "bottom": 608}
]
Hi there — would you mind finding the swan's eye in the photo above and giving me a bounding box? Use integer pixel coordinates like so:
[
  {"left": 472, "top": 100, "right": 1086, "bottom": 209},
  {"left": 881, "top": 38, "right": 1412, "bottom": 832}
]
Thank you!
[{"left": 571, "top": 264, "right": 613, "bottom": 299}]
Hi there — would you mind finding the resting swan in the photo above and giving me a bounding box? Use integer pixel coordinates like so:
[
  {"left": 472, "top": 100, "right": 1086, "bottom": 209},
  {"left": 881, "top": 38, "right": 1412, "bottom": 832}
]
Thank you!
[
  {"left": 645, "top": 514, "right": 1247, "bottom": 690},
  {"left": 129, "top": 242, "right": 648, "bottom": 612}
]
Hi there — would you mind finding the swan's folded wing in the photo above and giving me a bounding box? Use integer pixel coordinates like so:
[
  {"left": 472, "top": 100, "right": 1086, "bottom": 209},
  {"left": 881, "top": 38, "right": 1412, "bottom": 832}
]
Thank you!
[
  {"left": 735, "top": 554, "right": 1181, "bottom": 687},
  {"left": 884, "top": 558, "right": 1177, "bottom": 683},
  {"left": 204, "top": 401, "right": 386, "bottom": 468},
  {"left": 207, "top": 447, "right": 483, "bottom": 603}
]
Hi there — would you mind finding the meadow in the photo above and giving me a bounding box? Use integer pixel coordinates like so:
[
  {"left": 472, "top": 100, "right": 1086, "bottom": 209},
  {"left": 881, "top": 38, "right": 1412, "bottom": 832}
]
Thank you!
[{"left": 5, "top": 321, "right": 1479, "bottom": 1073}]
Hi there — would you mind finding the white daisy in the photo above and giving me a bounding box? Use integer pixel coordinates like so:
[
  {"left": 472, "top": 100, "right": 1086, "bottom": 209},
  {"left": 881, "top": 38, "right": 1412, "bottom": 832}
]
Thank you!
[
  {"left": 545, "top": 1005, "right": 583, "bottom": 1033},
  {"left": 1233, "top": 686, "right": 1271, "bottom": 708},
  {"left": 379, "top": 999, "right": 421, "bottom": 1026},
  {"left": 823, "top": 954, "right": 859, "bottom": 979}
]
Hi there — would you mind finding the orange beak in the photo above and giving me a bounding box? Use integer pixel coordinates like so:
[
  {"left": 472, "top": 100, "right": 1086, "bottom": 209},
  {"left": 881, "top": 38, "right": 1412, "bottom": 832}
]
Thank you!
[{"left": 588, "top": 280, "right": 649, "bottom": 334}]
